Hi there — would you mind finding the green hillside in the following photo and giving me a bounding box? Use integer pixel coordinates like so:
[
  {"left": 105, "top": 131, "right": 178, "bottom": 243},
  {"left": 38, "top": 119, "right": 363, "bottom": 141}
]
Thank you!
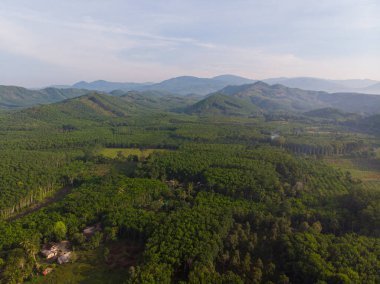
[
  {"left": 116, "top": 91, "right": 197, "bottom": 111},
  {"left": 19, "top": 93, "right": 136, "bottom": 123},
  {"left": 303, "top": 107, "right": 360, "bottom": 121},
  {"left": 219, "top": 81, "right": 380, "bottom": 114},
  {"left": 348, "top": 114, "right": 380, "bottom": 134},
  {"left": 0, "top": 86, "right": 90, "bottom": 109},
  {"left": 186, "top": 93, "right": 261, "bottom": 116},
  {"left": 219, "top": 82, "right": 327, "bottom": 112}
]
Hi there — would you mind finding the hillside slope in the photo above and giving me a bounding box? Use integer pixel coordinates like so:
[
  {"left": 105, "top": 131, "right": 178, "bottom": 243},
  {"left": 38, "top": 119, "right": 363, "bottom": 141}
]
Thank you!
[
  {"left": 218, "top": 82, "right": 380, "bottom": 114},
  {"left": 0, "top": 86, "right": 90, "bottom": 109},
  {"left": 116, "top": 91, "right": 198, "bottom": 111},
  {"left": 303, "top": 107, "right": 360, "bottom": 121},
  {"left": 15, "top": 93, "right": 137, "bottom": 125},
  {"left": 186, "top": 93, "right": 261, "bottom": 116}
]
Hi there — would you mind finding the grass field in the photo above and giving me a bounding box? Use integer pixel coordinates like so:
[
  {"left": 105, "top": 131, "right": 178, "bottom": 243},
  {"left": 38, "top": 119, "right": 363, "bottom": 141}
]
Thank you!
[
  {"left": 324, "top": 156, "right": 380, "bottom": 191},
  {"left": 99, "top": 148, "right": 168, "bottom": 159}
]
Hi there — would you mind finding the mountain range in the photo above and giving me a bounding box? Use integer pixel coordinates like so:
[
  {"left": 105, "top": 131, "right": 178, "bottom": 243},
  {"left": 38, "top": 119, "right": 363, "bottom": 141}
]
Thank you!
[
  {"left": 68, "top": 75, "right": 255, "bottom": 95},
  {"left": 3, "top": 82, "right": 380, "bottom": 137},
  {"left": 1, "top": 74, "right": 380, "bottom": 114},
  {"left": 67, "top": 75, "right": 380, "bottom": 95}
]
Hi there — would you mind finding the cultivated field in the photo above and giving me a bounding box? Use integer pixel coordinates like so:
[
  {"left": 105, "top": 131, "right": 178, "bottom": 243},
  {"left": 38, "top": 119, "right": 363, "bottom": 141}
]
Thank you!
[{"left": 324, "top": 156, "right": 380, "bottom": 191}]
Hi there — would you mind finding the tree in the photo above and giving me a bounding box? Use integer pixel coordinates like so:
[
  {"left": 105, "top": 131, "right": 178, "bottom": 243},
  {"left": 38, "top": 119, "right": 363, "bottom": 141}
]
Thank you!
[
  {"left": 53, "top": 221, "right": 67, "bottom": 241},
  {"left": 311, "top": 221, "right": 323, "bottom": 233},
  {"left": 19, "top": 235, "right": 40, "bottom": 268},
  {"left": 2, "top": 248, "right": 33, "bottom": 284}
]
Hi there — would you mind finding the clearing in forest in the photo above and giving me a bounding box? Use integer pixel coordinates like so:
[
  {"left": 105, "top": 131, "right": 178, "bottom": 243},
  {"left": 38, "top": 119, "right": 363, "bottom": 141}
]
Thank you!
[
  {"left": 324, "top": 156, "right": 380, "bottom": 191},
  {"left": 99, "top": 148, "right": 168, "bottom": 159}
]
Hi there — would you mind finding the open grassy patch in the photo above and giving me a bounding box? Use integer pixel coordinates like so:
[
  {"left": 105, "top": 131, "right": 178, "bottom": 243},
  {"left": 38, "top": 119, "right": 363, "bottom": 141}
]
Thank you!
[
  {"left": 26, "top": 246, "right": 130, "bottom": 284},
  {"left": 324, "top": 157, "right": 380, "bottom": 191},
  {"left": 100, "top": 147, "right": 167, "bottom": 159}
]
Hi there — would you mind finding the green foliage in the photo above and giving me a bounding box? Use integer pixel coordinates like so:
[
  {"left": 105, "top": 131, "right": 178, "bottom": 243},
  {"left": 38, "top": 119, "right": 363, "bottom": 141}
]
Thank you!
[
  {"left": 0, "top": 91, "right": 378, "bottom": 283},
  {"left": 53, "top": 221, "right": 67, "bottom": 241},
  {"left": 186, "top": 93, "right": 261, "bottom": 116},
  {"left": 0, "top": 86, "right": 89, "bottom": 110}
]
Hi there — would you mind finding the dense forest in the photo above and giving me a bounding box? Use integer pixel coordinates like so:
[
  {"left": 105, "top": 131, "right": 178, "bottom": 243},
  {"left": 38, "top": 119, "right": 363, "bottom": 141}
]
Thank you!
[{"left": 0, "top": 90, "right": 378, "bottom": 283}]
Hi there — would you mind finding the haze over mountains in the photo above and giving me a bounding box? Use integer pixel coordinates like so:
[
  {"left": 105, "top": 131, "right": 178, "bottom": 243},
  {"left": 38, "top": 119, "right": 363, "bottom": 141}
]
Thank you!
[
  {"left": 67, "top": 75, "right": 380, "bottom": 95},
  {"left": 69, "top": 75, "right": 255, "bottom": 95},
  {"left": 1, "top": 74, "right": 380, "bottom": 116}
]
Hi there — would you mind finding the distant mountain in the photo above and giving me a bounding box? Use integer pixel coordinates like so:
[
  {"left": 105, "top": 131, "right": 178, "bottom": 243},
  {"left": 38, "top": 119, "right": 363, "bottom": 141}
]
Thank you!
[
  {"left": 185, "top": 93, "right": 261, "bottom": 116},
  {"left": 70, "top": 75, "right": 255, "bottom": 95},
  {"left": 212, "top": 74, "right": 256, "bottom": 85},
  {"left": 362, "top": 82, "right": 380, "bottom": 95},
  {"left": 263, "top": 77, "right": 348, "bottom": 93},
  {"left": 73, "top": 80, "right": 152, "bottom": 92},
  {"left": 330, "top": 79, "right": 378, "bottom": 89},
  {"left": 139, "top": 76, "right": 227, "bottom": 95},
  {"left": 140, "top": 75, "right": 256, "bottom": 95},
  {"left": 68, "top": 76, "right": 380, "bottom": 95},
  {"left": 112, "top": 90, "right": 199, "bottom": 111},
  {"left": 263, "top": 77, "right": 380, "bottom": 94},
  {"left": 49, "top": 84, "right": 72, "bottom": 89},
  {"left": 0, "top": 86, "right": 90, "bottom": 109},
  {"left": 191, "top": 81, "right": 380, "bottom": 115}
]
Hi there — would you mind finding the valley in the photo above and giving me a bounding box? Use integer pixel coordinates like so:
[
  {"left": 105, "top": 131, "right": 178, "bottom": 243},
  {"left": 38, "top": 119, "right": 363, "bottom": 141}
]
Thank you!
[
  {"left": 1, "top": 1, "right": 379, "bottom": 283},
  {"left": 0, "top": 80, "right": 378, "bottom": 283}
]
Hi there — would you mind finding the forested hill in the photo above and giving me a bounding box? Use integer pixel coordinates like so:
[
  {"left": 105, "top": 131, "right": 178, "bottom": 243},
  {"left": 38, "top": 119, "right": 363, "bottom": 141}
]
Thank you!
[
  {"left": 346, "top": 114, "right": 380, "bottom": 135},
  {"left": 7, "top": 92, "right": 197, "bottom": 129},
  {"left": 15, "top": 93, "right": 138, "bottom": 124},
  {"left": 115, "top": 90, "right": 200, "bottom": 111},
  {"left": 214, "top": 81, "right": 380, "bottom": 114},
  {"left": 185, "top": 93, "right": 261, "bottom": 116},
  {"left": 0, "top": 86, "right": 90, "bottom": 109}
]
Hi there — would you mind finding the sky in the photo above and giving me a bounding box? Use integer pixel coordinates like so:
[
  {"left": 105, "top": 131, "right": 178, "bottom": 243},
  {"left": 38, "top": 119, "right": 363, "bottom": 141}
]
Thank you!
[{"left": 0, "top": 0, "right": 379, "bottom": 87}]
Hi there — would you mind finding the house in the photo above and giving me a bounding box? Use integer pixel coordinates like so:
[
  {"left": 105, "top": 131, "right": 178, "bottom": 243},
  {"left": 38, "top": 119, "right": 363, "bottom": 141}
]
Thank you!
[
  {"left": 57, "top": 252, "right": 72, "bottom": 264},
  {"left": 40, "top": 241, "right": 72, "bottom": 262},
  {"left": 40, "top": 244, "right": 59, "bottom": 259},
  {"left": 41, "top": 249, "right": 57, "bottom": 259}
]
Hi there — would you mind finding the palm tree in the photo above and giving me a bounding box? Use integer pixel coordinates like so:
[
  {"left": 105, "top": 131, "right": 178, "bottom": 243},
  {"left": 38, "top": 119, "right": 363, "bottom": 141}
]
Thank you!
[{"left": 19, "top": 236, "right": 40, "bottom": 269}]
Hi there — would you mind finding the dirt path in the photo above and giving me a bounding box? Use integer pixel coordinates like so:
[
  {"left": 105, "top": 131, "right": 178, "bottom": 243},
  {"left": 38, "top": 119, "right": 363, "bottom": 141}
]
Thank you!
[{"left": 7, "top": 186, "right": 73, "bottom": 222}]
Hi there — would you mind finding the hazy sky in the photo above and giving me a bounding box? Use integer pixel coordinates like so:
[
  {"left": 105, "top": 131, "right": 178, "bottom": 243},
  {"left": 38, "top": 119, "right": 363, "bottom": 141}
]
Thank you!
[{"left": 0, "top": 0, "right": 379, "bottom": 87}]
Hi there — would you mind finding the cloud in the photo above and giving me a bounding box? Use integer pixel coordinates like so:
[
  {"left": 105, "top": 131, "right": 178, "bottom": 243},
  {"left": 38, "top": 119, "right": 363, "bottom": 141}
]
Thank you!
[{"left": 0, "top": 0, "right": 379, "bottom": 86}]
